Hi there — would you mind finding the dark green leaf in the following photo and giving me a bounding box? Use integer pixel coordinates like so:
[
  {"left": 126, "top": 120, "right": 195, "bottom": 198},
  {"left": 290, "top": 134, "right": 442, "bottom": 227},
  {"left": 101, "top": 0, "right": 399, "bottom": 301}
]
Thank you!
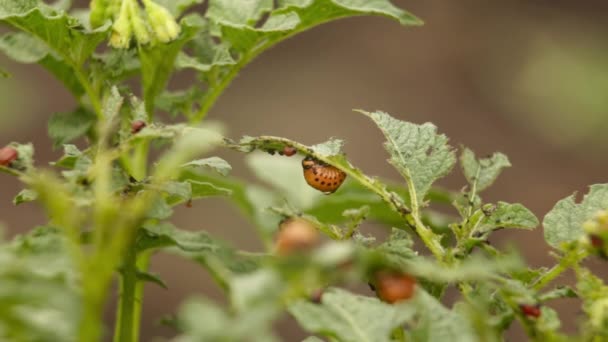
[
  {"left": 472, "top": 202, "right": 539, "bottom": 235},
  {"left": 48, "top": 108, "right": 95, "bottom": 147},
  {"left": 135, "top": 270, "right": 168, "bottom": 289},
  {"left": 139, "top": 25, "right": 197, "bottom": 115},
  {"left": 0, "top": 2, "right": 110, "bottom": 66}
]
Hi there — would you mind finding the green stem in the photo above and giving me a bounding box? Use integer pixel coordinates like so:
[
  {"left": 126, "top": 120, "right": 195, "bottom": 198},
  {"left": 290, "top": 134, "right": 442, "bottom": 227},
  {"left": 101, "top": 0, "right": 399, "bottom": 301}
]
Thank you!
[
  {"left": 531, "top": 249, "right": 587, "bottom": 291},
  {"left": 190, "top": 15, "right": 358, "bottom": 123},
  {"left": 74, "top": 68, "right": 103, "bottom": 119},
  {"left": 113, "top": 249, "right": 151, "bottom": 342},
  {"left": 131, "top": 141, "right": 150, "bottom": 181},
  {"left": 79, "top": 277, "right": 106, "bottom": 342}
]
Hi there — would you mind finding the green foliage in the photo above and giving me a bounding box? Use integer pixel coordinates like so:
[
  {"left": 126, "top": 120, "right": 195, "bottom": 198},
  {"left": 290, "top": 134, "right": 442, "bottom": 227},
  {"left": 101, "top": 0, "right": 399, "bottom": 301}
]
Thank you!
[
  {"left": 290, "top": 288, "right": 416, "bottom": 342},
  {"left": 0, "top": 0, "right": 605, "bottom": 341},
  {"left": 544, "top": 184, "right": 608, "bottom": 249}
]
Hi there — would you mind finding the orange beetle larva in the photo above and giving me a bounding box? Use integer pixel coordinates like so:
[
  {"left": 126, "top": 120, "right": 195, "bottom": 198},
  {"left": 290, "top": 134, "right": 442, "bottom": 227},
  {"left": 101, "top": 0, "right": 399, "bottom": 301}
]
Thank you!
[{"left": 301, "top": 156, "right": 346, "bottom": 194}]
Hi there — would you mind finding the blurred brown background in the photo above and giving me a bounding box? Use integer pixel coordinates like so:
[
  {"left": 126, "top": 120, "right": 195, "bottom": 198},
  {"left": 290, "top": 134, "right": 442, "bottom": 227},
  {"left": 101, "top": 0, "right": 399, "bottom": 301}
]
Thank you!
[{"left": 2, "top": 0, "right": 608, "bottom": 341}]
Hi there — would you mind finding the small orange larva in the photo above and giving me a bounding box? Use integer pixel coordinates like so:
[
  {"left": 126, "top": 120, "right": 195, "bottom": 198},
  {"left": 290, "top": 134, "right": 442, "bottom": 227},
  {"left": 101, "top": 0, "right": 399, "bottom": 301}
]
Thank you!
[{"left": 301, "top": 156, "right": 346, "bottom": 194}]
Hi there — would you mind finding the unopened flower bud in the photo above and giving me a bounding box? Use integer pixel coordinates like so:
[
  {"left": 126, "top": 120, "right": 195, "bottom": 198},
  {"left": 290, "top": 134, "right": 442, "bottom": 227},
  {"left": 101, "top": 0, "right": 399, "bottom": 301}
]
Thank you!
[{"left": 142, "top": 0, "right": 181, "bottom": 43}]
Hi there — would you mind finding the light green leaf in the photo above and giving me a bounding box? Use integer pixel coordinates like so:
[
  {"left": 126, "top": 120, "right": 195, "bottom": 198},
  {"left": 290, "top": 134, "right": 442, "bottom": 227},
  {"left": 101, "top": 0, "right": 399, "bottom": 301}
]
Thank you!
[
  {"left": 290, "top": 287, "right": 416, "bottom": 342},
  {"left": 155, "top": 181, "right": 192, "bottom": 200},
  {"left": 0, "top": 226, "right": 79, "bottom": 342},
  {"left": 375, "top": 228, "right": 417, "bottom": 265},
  {"left": 408, "top": 290, "right": 477, "bottom": 342},
  {"left": 188, "top": 180, "right": 232, "bottom": 198},
  {"left": 358, "top": 110, "right": 456, "bottom": 205},
  {"left": 543, "top": 184, "right": 608, "bottom": 249},
  {"left": 9, "top": 142, "right": 35, "bottom": 171},
  {"left": 0, "top": 31, "right": 48, "bottom": 63},
  {"left": 153, "top": 127, "right": 224, "bottom": 181},
  {"left": 146, "top": 197, "right": 173, "bottom": 220},
  {"left": 246, "top": 153, "right": 320, "bottom": 209},
  {"left": 154, "top": 0, "right": 203, "bottom": 16},
  {"left": 472, "top": 202, "right": 539, "bottom": 235},
  {"left": 182, "top": 156, "right": 232, "bottom": 176},
  {"left": 51, "top": 145, "right": 84, "bottom": 169},
  {"left": 538, "top": 286, "right": 577, "bottom": 302},
  {"left": 277, "top": 0, "right": 422, "bottom": 26},
  {"left": 175, "top": 296, "right": 279, "bottom": 342},
  {"left": 302, "top": 337, "right": 325, "bottom": 342},
  {"left": 460, "top": 148, "right": 511, "bottom": 192},
  {"left": 48, "top": 107, "right": 95, "bottom": 147},
  {"left": 207, "top": 0, "right": 273, "bottom": 27},
  {"left": 13, "top": 188, "right": 38, "bottom": 205},
  {"left": 230, "top": 269, "right": 282, "bottom": 312},
  {"left": 226, "top": 135, "right": 412, "bottom": 222}
]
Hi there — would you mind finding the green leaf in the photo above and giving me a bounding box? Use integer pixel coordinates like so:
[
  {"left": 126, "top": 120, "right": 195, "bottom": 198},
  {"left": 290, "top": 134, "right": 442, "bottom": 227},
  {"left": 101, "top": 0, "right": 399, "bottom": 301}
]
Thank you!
[
  {"left": 182, "top": 156, "right": 232, "bottom": 176},
  {"left": 48, "top": 107, "right": 95, "bottom": 148},
  {"left": 538, "top": 286, "right": 577, "bottom": 302},
  {"left": 154, "top": 181, "right": 192, "bottom": 201},
  {"left": 175, "top": 296, "right": 279, "bottom": 342},
  {"left": 226, "top": 135, "right": 412, "bottom": 223},
  {"left": 358, "top": 110, "right": 456, "bottom": 206},
  {"left": 13, "top": 188, "right": 38, "bottom": 205},
  {"left": 408, "top": 290, "right": 477, "bottom": 342},
  {"left": 290, "top": 287, "right": 416, "bottom": 342},
  {"left": 138, "top": 223, "right": 260, "bottom": 289},
  {"left": 207, "top": 0, "right": 273, "bottom": 26},
  {"left": 277, "top": 0, "right": 422, "bottom": 26},
  {"left": 188, "top": 180, "right": 232, "bottom": 198},
  {"left": 156, "top": 87, "right": 204, "bottom": 118},
  {"left": 575, "top": 267, "right": 608, "bottom": 336},
  {"left": 154, "top": 0, "right": 203, "bottom": 16},
  {"left": 139, "top": 24, "right": 197, "bottom": 115},
  {"left": 230, "top": 269, "right": 282, "bottom": 312},
  {"left": 0, "top": 31, "right": 48, "bottom": 63},
  {"left": 135, "top": 270, "right": 168, "bottom": 289},
  {"left": 146, "top": 197, "right": 173, "bottom": 220},
  {"left": 0, "top": 226, "right": 79, "bottom": 342},
  {"left": 460, "top": 148, "right": 511, "bottom": 192},
  {"left": 302, "top": 337, "right": 324, "bottom": 342},
  {"left": 9, "top": 142, "right": 35, "bottom": 171},
  {"left": 471, "top": 202, "right": 539, "bottom": 236},
  {"left": 138, "top": 222, "right": 221, "bottom": 252},
  {"left": 52, "top": 144, "right": 85, "bottom": 169},
  {"left": 375, "top": 228, "right": 417, "bottom": 266},
  {"left": 246, "top": 153, "right": 320, "bottom": 209},
  {"left": 543, "top": 184, "right": 608, "bottom": 249},
  {"left": 0, "top": 1, "right": 110, "bottom": 66}
]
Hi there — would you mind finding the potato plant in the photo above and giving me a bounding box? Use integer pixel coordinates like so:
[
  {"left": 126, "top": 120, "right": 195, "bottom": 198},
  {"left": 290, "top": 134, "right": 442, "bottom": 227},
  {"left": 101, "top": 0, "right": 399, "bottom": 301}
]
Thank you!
[{"left": 1, "top": 1, "right": 607, "bottom": 341}]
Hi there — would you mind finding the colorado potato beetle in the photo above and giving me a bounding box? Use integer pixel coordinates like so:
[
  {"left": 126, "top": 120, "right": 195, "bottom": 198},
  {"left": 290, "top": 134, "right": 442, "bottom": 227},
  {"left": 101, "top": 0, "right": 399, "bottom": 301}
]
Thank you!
[
  {"left": 131, "top": 120, "right": 147, "bottom": 134},
  {"left": 275, "top": 217, "right": 319, "bottom": 255},
  {"left": 302, "top": 156, "right": 346, "bottom": 194},
  {"left": 283, "top": 146, "right": 297, "bottom": 157},
  {"left": 374, "top": 271, "right": 416, "bottom": 304},
  {"left": 519, "top": 304, "right": 541, "bottom": 318},
  {"left": 0, "top": 146, "right": 18, "bottom": 166}
]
